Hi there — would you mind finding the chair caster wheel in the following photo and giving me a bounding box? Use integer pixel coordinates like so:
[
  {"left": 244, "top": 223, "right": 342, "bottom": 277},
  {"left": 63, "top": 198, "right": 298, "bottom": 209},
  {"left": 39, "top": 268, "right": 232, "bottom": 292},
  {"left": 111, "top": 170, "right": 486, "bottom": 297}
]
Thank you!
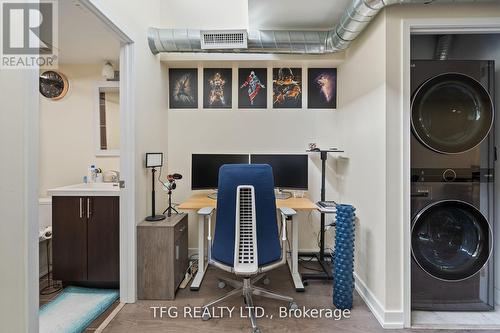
[
  {"left": 263, "top": 277, "right": 270, "bottom": 285},
  {"left": 202, "top": 312, "right": 211, "bottom": 321},
  {"left": 217, "top": 281, "right": 226, "bottom": 289},
  {"left": 252, "top": 328, "right": 262, "bottom": 333},
  {"left": 288, "top": 302, "right": 298, "bottom": 310}
]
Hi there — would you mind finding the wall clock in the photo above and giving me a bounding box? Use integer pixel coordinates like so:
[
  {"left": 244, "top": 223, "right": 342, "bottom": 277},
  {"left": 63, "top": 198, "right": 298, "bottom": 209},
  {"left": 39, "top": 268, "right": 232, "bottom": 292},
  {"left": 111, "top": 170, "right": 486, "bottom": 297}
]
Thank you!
[{"left": 39, "top": 70, "right": 69, "bottom": 100}]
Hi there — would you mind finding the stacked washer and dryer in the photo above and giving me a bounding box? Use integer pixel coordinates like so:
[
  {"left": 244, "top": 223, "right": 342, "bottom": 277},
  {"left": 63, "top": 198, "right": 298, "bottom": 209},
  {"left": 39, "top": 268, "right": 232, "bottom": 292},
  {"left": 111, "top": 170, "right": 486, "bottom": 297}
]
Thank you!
[{"left": 411, "top": 60, "right": 496, "bottom": 311}]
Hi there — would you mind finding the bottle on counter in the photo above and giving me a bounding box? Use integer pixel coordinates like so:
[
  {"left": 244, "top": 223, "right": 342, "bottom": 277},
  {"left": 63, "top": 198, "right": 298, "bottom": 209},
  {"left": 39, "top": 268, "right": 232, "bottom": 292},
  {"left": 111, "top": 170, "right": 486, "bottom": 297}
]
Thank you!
[{"left": 88, "top": 165, "right": 96, "bottom": 183}]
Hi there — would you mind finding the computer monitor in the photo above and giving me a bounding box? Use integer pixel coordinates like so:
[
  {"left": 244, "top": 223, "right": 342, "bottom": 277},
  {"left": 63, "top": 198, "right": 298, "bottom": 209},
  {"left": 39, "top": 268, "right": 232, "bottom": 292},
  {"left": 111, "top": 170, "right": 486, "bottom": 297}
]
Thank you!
[
  {"left": 191, "top": 154, "right": 249, "bottom": 190},
  {"left": 250, "top": 154, "right": 308, "bottom": 190}
]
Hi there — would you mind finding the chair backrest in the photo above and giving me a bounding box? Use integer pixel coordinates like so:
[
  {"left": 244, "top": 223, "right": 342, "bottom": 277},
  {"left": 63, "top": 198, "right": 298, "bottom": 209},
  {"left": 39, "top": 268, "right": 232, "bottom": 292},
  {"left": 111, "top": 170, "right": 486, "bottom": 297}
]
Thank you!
[{"left": 211, "top": 164, "right": 281, "bottom": 268}]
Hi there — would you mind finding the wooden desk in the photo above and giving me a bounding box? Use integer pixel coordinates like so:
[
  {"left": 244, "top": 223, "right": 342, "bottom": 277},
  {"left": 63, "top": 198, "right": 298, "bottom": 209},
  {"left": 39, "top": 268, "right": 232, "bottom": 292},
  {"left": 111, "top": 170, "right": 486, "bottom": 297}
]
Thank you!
[
  {"left": 178, "top": 193, "right": 317, "bottom": 291},
  {"left": 178, "top": 193, "right": 317, "bottom": 211}
]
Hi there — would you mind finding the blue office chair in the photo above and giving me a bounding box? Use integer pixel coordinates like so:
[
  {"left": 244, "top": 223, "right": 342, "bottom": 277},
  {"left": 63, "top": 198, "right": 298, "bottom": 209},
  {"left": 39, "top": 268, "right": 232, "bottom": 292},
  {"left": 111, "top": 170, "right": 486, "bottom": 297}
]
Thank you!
[{"left": 198, "top": 164, "right": 297, "bottom": 333}]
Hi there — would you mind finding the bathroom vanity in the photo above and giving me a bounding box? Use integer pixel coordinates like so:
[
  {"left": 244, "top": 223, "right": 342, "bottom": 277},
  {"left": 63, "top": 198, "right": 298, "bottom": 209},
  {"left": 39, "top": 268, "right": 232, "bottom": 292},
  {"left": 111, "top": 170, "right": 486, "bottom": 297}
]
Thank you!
[{"left": 48, "top": 183, "right": 120, "bottom": 287}]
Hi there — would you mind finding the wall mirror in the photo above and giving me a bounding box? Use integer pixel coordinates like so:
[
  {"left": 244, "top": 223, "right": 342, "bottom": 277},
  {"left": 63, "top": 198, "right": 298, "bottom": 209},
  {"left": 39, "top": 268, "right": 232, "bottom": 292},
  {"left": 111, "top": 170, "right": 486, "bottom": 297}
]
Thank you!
[{"left": 94, "top": 81, "right": 120, "bottom": 156}]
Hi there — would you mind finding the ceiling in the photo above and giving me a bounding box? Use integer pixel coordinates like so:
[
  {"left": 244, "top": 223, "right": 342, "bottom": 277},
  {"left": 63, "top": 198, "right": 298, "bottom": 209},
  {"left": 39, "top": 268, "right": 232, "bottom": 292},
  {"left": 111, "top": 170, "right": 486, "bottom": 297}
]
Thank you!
[
  {"left": 248, "top": 0, "right": 351, "bottom": 30},
  {"left": 57, "top": 0, "right": 120, "bottom": 64}
]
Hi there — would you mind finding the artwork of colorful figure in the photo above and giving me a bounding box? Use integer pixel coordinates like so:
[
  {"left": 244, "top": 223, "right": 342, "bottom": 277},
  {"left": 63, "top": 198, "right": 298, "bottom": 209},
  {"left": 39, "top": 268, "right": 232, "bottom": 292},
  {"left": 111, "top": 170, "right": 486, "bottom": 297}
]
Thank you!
[
  {"left": 238, "top": 68, "right": 267, "bottom": 108},
  {"left": 173, "top": 74, "right": 195, "bottom": 104},
  {"left": 273, "top": 67, "right": 302, "bottom": 108},
  {"left": 208, "top": 72, "right": 226, "bottom": 106},
  {"left": 203, "top": 68, "right": 232, "bottom": 108},
  {"left": 307, "top": 68, "right": 337, "bottom": 109},
  {"left": 241, "top": 71, "right": 265, "bottom": 105},
  {"left": 169, "top": 68, "right": 198, "bottom": 109}
]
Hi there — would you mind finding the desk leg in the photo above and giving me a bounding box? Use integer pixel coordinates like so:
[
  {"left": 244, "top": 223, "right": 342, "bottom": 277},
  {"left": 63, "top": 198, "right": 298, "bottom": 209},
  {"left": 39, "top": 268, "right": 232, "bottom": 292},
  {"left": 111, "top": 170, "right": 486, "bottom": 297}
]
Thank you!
[
  {"left": 287, "top": 219, "right": 304, "bottom": 292},
  {"left": 191, "top": 215, "right": 207, "bottom": 291}
]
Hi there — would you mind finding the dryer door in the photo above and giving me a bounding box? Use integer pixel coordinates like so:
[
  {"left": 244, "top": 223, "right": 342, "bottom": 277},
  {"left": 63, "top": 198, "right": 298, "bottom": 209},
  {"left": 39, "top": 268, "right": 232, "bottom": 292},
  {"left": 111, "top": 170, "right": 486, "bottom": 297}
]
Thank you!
[
  {"left": 411, "top": 73, "right": 493, "bottom": 154},
  {"left": 411, "top": 200, "right": 492, "bottom": 281}
]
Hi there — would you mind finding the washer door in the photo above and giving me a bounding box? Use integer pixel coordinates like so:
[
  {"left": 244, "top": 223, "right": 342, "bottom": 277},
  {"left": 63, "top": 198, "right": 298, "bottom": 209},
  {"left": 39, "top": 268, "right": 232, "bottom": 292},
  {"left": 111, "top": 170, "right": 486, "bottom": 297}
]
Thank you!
[
  {"left": 412, "top": 200, "right": 492, "bottom": 281},
  {"left": 411, "top": 73, "right": 493, "bottom": 154}
]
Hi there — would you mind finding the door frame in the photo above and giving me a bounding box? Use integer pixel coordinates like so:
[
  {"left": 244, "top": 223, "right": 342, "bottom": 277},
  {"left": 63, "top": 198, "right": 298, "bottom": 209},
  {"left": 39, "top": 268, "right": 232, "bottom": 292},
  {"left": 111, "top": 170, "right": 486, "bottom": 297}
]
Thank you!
[
  {"left": 28, "top": 2, "right": 136, "bottom": 330},
  {"left": 401, "top": 17, "right": 500, "bottom": 328},
  {"left": 79, "top": 0, "right": 136, "bottom": 303}
]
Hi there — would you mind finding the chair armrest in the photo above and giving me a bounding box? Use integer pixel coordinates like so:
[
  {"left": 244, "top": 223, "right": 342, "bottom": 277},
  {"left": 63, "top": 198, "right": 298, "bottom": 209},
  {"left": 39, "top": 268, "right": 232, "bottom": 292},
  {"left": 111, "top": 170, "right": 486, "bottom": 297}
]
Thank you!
[
  {"left": 278, "top": 207, "right": 296, "bottom": 242},
  {"left": 279, "top": 207, "right": 296, "bottom": 217},
  {"left": 197, "top": 207, "right": 214, "bottom": 216}
]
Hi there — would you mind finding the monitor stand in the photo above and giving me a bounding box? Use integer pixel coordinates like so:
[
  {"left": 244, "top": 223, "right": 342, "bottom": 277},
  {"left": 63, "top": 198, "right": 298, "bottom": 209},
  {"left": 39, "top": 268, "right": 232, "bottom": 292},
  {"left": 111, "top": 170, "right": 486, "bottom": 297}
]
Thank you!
[
  {"left": 207, "top": 191, "right": 218, "bottom": 200},
  {"left": 275, "top": 189, "right": 292, "bottom": 200}
]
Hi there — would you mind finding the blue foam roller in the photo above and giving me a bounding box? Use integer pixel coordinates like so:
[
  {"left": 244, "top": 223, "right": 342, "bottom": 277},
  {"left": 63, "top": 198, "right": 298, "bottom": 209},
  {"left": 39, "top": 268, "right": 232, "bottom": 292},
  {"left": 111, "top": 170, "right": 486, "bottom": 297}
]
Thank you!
[{"left": 333, "top": 204, "right": 356, "bottom": 310}]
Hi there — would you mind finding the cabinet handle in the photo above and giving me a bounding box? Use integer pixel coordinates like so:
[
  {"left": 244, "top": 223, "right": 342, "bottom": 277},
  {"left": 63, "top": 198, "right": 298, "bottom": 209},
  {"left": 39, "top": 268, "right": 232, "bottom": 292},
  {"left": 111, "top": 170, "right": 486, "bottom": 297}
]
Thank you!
[
  {"left": 175, "top": 245, "right": 179, "bottom": 261},
  {"left": 87, "top": 198, "right": 91, "bottom": 219},
  {"left": 79, "top": 198, "right": 83, "bottom": 219}
]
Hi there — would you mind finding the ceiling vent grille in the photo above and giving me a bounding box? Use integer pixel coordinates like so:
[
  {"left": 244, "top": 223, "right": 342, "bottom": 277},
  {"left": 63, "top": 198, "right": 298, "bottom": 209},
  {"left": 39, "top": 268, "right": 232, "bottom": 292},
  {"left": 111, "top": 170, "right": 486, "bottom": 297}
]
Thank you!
[{"left": 200, "top": 30, "right": 248, "bottom": 50}]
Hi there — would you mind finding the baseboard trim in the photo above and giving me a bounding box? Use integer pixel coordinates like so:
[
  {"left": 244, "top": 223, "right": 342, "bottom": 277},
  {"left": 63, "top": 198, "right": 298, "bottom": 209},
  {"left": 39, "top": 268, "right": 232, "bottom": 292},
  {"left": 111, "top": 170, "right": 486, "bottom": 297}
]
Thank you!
[
  {"left": 354, "top": 273, "right": 404, "bottom": 329},
  {"left": 95, "top": 302, "right": 125, "bottom": 333}
]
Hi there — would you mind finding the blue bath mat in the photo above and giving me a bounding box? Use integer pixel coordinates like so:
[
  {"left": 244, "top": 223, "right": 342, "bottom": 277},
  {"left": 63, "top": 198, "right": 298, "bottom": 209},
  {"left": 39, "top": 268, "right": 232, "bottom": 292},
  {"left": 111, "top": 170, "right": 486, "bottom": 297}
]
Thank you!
[{"left": 39, "top": 286, "right": 119, "bottom": 333}]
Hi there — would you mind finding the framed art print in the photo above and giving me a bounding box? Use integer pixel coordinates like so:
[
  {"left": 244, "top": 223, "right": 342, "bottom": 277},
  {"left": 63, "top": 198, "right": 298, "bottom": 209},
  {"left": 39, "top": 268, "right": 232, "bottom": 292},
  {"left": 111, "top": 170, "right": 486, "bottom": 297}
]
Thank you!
[
  {"left": 238, "top": 68, "right": 267, "bottom": 109},
  {"left": 169, "top": 68, "right": 198, "bottom": 109},
  {"left": 203, "top": 68, "right": 232, "bottom": 109},
  {"left": 307, "top": 68, "right": 337, "bottom": 109},
  {"left": 273, "top": 67, "right": 302, "bottom": 109}
]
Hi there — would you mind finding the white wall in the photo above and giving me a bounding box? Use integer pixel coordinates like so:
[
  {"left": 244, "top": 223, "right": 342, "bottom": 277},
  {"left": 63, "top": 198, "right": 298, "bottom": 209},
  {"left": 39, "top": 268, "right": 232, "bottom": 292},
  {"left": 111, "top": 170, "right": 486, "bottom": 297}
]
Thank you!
[
  {"left": 39, "top": 64, "right": 120, "bottom": 197},
  {"left": 0, "top": 65, "right": 38, "bottom": 332},
  {"left": 333, "top": 11, "right": 390, "bottom": 323},
  {"left": 88, "top": 0, "right": 168, "bottom": 303},
  {"left": 89, "top": 0, "right": 169, "bottom": 222},
  {"left": 167, "top": 60, "right": 342, "bottom": 251},
  {"left": 325, "top": 3, "right": 500, "bottom": 328},
  {"left": 159, "top": 0, "right": 248, "bottom": 30},
  {"left": 157, "top": 0, "right": 346, "bottom": 251}
]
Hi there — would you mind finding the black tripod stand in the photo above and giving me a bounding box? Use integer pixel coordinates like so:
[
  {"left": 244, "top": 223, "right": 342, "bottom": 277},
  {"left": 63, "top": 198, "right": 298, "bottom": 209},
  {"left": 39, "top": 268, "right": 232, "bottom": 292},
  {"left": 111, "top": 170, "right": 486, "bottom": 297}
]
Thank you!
[
  {"left": 146, "top": 167, "right": 166, "bottom": 222},
  {"left": 162, "top": 173, "right": 182, "bottom": 217},
  {"left": 163, "top": 188, "right": 178, "bottom": 217}
]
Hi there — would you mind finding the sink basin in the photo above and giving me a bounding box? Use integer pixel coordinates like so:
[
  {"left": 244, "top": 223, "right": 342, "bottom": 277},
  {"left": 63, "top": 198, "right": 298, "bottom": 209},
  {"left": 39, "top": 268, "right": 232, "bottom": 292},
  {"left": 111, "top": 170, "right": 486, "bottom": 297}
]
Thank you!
[{"left": 47, "top": 182, "right": 120, "bottom": 196}]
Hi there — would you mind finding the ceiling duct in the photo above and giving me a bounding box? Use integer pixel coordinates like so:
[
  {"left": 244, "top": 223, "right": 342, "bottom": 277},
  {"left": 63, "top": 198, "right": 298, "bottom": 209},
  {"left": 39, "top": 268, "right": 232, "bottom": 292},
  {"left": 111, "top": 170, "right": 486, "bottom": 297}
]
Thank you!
[
  {"left": 435, "top": 34, "right": 453, "bottom": 60},
  {"left": 148, "top": 0, "right": 490, "bottom": 55}
]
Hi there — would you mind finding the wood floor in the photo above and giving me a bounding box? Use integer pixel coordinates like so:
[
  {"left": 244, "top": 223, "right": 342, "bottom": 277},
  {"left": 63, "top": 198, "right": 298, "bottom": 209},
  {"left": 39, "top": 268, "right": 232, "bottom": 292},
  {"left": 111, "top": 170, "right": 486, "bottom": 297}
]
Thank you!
[
  {"left": 39, "top": 273, "right": 119, "bottom": 331},
  {"left": 103, "top": 264, "right": 499, "bottom": 333}
]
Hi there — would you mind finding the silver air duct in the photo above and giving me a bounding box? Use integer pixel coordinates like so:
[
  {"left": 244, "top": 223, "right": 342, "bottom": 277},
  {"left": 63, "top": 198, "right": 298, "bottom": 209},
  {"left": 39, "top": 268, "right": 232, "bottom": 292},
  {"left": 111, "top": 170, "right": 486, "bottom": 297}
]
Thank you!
[
  {"left": 435, "top": 34, "right": 453, "bottom": 60},
  {"left": 148, "top": 0, "right": 487, "bottom": 55}
]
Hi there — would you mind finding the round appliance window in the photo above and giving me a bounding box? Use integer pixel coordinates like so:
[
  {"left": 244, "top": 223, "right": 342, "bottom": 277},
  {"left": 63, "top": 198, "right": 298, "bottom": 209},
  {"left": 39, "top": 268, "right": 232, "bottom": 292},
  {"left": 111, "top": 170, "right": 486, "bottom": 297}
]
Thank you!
[
  {"left": 411, "top": 200, "right": 492, "bottom": 281},
  {"left": 411, "top": 73, "right": 493, "bottom": 154}
]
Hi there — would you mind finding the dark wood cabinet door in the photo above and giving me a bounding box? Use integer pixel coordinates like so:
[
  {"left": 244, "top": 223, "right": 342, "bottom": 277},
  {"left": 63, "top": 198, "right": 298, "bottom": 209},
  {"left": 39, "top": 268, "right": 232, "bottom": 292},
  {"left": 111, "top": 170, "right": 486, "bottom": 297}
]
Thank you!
[
  {"left": 52, "top": 196, "right": 87, "bottom": 281},
  {"left": 87, "top": 196, "right": 119, "bottom": 283}
]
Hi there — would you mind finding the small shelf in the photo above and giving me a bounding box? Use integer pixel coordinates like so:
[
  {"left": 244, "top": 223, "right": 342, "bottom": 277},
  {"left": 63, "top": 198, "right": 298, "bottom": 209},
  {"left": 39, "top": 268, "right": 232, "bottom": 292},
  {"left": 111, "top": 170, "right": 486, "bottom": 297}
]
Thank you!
[{"left": 306, "top": 148, "right": 344, "bottom": 153}]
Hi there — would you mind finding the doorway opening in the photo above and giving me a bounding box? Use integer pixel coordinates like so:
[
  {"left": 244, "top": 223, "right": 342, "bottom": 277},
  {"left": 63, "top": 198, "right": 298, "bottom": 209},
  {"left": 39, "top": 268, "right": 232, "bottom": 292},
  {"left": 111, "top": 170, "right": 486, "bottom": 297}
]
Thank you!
[
  {"left": 34, "top": 0, "right": 134, "bottom": 331},
  {"left": 402, "top": 18, "right": 500, "bottom": 329}
]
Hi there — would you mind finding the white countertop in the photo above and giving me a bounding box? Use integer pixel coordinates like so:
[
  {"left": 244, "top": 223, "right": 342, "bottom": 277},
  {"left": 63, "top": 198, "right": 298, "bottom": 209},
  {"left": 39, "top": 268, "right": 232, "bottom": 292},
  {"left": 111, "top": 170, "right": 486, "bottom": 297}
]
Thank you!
[{"left": 47, "top": 182, "right": 120, "bottom": 197}]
